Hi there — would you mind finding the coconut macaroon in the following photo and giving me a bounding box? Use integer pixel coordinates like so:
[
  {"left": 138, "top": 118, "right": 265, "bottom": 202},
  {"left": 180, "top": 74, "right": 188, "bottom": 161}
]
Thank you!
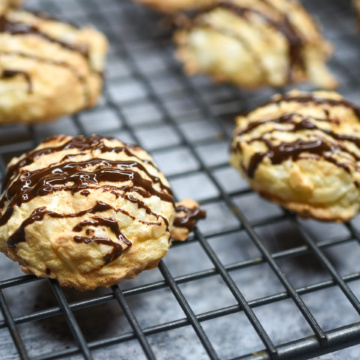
[
  {"left": 0, "top": 9, "right": 108, "bottom": 124},
  {"left": 0, "top": 0, "right": 22, "bottom": 14},
  {"left": 230, "top": 90, "right": 360, "bottom": 222},
  {"left": 355, "top": 0, "right": 360, "bottom": 21},
  {"left": 135, "top": 0, "right": 215, "bottom": 12},
  {"left": 0, "top": 135, "right": 205, "bottom": 291},
  {"left": 355, "top": 0, "right": 360, "bottom": 13},
  {"left": 174, "top": 0, "right": 336, "bottom": 89}
]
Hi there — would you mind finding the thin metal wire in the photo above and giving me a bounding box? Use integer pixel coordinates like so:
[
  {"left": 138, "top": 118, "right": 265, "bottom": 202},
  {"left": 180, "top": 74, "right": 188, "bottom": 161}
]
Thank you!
[
  {"left": 30, "top": 318, "right": 360, "bottom": 360},
  {"left": 49, "top": 280, "right": 94, "bottom": 360},
  {"left": 0, "top": 289, "right": 29, "bottom": 360},
  {"left": 290, "top": 216, "right": 360, "bottom": 314},
  {"left": 0, "top": 234, "right": 356, "bottom": 334},
  {"left": 111, "top": 285, "right": 157, "bottom": 360},
  {"left": 158, "top": 261, "right": 221, "bottom": 360}
]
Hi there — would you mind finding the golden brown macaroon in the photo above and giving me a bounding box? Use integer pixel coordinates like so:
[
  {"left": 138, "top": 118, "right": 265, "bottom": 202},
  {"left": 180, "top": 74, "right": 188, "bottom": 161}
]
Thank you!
[
  {"left": 0, "top": 135, "right": 205, "bottom": 291},
  {"left": 134, "top": 0, "right": 215, "bottom": 12},
  {"left": 355, "top": 0, "right": 360, "bottom": 12},
  {"left": 0, "top": 10, "right": 108, "bottom": 125},
  {"left": 354, "top": 0, "right": 360, "bottom": 21},
  {"left": 0, "top": 0, "right": 22, "bottom": 14},
  {"left": 230, "top": 90, "right": 360, "bottom": 222},
  {"left": 174, "top": 0, "right": 336, "bottom": 89}
]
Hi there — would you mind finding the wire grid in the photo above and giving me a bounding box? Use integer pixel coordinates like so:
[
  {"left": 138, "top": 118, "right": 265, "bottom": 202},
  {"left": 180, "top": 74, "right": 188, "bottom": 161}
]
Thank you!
[{"left": 1, "top": 0, "right": 360, "bottom": 359}]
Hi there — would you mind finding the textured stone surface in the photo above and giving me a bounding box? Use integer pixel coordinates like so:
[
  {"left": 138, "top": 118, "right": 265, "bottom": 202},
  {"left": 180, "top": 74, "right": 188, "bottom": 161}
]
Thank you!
[{"left": 1, "top": 0, "right": 360, "bottom": 359}]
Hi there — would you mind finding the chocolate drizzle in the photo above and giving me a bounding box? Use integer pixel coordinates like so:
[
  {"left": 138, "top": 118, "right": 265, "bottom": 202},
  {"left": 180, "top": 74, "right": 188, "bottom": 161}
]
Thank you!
[
  {"left": 246, "top": 138, "right": 348, "bottom": 178},
  {"left": 73, "top": 217, "right": 131, "bottom": 264},
  {"left": 0, "top": 10, "right": 100, "bottom": 107},
  {"left": 269, "top": 95, "right": 360, "bottom": 119},
  {"left": 0, "top": 16, "right": 89, "bottom": 58},
  {"left": 124, "top": 194, "right": 169, "bottom": 230},
  {"left": 174, "top": 206, "right": 206, "bottom": 231},
  {"left": 0, "top": 157, "right": 173, "bottom": 226},
  {"left": 74, "top": 236, "right": 123, "bottom": 264},
  {"left": 2, "top": 135, "right": 161, "bottom": 190},
  {"left": 188, "top": 1, "right": 305, "bottom": 82},
  {"left": 233, "top": 95, "right": 360, "bottom": 180},
  {"left": 0, "top": 135, "right": 175, "bottom": 265},
  {"left": 218, "top": 2, "right": 304, "bottom": 81},
  {"left": 7, "top": 201, "right": 116, "bottom": 247},
  {"left": 1, "top": 69, "right": 32, "bottom": 93},
  {"left": 7, "top": 201, "right": 131, "bottom": 265},
  {"left": 237, "top": 113, "right": 360, "bottom": 153},
  {"left": 0, "top": 50, "right": 90, "bottom": 104}
]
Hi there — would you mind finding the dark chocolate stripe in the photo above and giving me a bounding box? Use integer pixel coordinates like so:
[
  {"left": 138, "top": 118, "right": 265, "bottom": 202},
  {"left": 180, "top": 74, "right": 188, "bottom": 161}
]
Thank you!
[
  {"left": 1, "top": 69, "right": 32, "bottom": 93},
  {"left": 0, "top": 158, "right": 173, "bottom": 218},
  {"left": 218, "top": 2, "right": 304, "bottom": 81},
  {"left": 8, "top": 202, "right": 132, "bottom": 265},
  {"left": 233, "top": 113, "right": 360, "bottom": 178},
  {"left": 0, "top": 136, "right": 173, "bottom": 260},
  {"left": 73, "top": 217, "right": 130, "bottom": 264},
  {"left": 233, "top": 95, "right": 360, "bottom": 178},
  {"left": 268, "top": 95, "right": 360, "bottom": 119},
  {"left": 174, "top": 205, "right": 206, "bottom": 231},
  {"left": 8, "top": 201, "right": 114, "bottom": 247},
  {"left": 235, "top": 113, "right": 360, "bottom": 152},
  {"left": 0, "top": 50, "right": 90, "bottom": 105},
  {"left": 2, "top": 135, "right": 160, "bottom": 190},
  {"left": 188, "top": 1, "right": 304, "bottom": 82},
  {"left": 74, "top": 236, "right": 124, "bottom": 264},
  {"left": 0, "top": 16, "right": 89, "bottom": 58},
  {"left": 123, "top": 193, "right": 169, "bottom": 231},
  {"left": 245, "top": 138, "right": 350, "bottom": 178},
  {"left": 73, "top": 216, "right": 131, "bottom": 245},
  {"left": 0, "top": 136, "right": 174, "bottom": 230}
]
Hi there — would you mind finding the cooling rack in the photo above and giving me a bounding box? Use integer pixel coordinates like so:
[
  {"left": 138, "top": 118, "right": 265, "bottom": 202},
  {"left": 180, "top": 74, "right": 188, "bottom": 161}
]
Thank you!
[{"left": 1, "top": 0, "right": 360, "bottom": 359}]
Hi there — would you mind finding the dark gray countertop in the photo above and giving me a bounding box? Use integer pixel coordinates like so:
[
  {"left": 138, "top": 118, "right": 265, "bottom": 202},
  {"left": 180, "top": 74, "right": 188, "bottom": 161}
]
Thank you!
[{"left": 1, "top": 0, "right": 360, "bottom": 359}]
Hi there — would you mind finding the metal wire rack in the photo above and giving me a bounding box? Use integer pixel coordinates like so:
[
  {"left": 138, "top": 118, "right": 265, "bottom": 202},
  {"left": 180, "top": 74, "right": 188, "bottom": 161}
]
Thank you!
[{"left": 1, "top": 0, "right": 360, "bottom": 359}]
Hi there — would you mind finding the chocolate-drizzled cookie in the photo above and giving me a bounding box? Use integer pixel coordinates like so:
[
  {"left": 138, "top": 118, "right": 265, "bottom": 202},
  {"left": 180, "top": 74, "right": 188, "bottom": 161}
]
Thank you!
[
  {"left": 0, "top": 135, "right": 205, "bottom": 290},
  {"left": 0, "top": 0, "right": 21, "bottom": 14},
  {"left": 354, "top": 0, "right": 360, "bottom": 24},
  {"left": 134, "top": 0, "right": 215, "bottom": 12},
  {"left": 0, "top": 9, "right": 107, "bottom": 124},
  {"left": 174, "top": 0, "right": 336, "bottom": 89},
  {"left": 231, "top": 90, "right": 360, "bottom": 222}
]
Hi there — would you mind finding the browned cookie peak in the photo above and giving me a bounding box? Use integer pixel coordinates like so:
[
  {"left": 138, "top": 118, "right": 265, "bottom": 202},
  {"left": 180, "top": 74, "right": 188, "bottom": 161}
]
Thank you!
[
  {"left": 231, "top": 90, "right": 360, "bottom": 222},
  {"left": 354, "top": 0, "right": 360, "bottom": 25},
  {"left": 174, "top": 0, "right": 336, "bottom": 89},
  {"left": 0, "top": 135, "right": 205, "bottom": 290},
  {"left": 0, "top": 9, "right": 107, "bottom": 124},
  {"left": 0, "top": 0, "right": 22, "bottom": 15}
]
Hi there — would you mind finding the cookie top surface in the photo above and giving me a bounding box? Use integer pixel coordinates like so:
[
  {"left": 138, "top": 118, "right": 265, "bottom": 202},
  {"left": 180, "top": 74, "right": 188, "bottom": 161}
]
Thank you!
[
  {"left": 174, "top": 0, "right": 335, "bottom": 88},
  {"left": 0, "top": 135, "right": 204, "bottom": 290},
  {"left": 0, "top": 9, "right": 108, "bottom": 124},
  {"left": 231, "top": 90, "right": 360, "bottom": 222},
  {"left": 0, "top": 0, "right": 21, "bottom": 14}
]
